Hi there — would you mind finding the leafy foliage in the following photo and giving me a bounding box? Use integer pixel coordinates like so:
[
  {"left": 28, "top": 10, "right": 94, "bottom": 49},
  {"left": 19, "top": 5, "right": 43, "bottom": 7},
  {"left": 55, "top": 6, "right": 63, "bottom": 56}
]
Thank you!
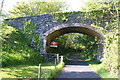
[
  {"left": 2, "top": 0, "right": 119, "bottom": 77},
  {"left": 55, "top": 33, "right": 78, "bottom": 48},
  {"left": 1, "top": 25, "right": 43, "bottom": 67},
  {"left": 9, "top": 1, "right": 67, "bottom": 18},
  {"left": 20, "top": 20, "right": 41, "bottom": 51},
  {"left": 53, "top": 11, "right": 75, "bottom": 22},
  {"left": 1, "top": 24, "right": 64, "bottom": 78},
  {"left": 74, "top": 34, "right": 97, "bottom": 60},
  {"left": 82, "top": 1, "right": 113, "bottom": 11},
  {"left": 52, "top": 33, "right": 97, "bottom": 60},
  {"left": 101, "top": 19, "right": 119, "bottom": 74},
  {"left": 81, "top": 0, "right": 119, "bottom": 75},
  {"left": 88, "top": 63, "right": 117, "bottom": 78},
  {"left": 52, "top": 0, "right": 120, "bottom": 75}
]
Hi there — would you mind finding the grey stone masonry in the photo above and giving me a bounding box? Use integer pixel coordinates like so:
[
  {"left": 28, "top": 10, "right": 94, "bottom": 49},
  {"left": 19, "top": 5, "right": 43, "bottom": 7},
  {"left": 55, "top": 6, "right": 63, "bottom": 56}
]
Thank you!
[
  {"left": 5, "top": 12, "right": 106, "bottom": 60},
  {"left": 5, "top": 13, "right": 104, "bottom": 36}
]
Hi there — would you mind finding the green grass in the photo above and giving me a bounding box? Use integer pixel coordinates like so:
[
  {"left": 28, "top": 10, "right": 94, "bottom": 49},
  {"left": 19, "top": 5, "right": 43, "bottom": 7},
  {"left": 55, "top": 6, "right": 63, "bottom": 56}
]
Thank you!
[
  {"left": 1, "top": 26, "right": 65, "bottom": 79},
  {"left": 1, "top": 26, "right": 43, "bottom": 67},
  {"left": 86, "top": 61, "right": 118, "bottom": 78},
  {"left": 1, "top": 62, "right": 64, "bottom": 79}
]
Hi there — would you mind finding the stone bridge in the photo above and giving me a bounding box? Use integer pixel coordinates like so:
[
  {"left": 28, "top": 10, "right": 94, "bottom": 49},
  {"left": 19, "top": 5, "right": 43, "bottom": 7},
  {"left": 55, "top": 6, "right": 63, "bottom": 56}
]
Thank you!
[{"left": 6, "top": 11, "right": 106, "bottom": 60}]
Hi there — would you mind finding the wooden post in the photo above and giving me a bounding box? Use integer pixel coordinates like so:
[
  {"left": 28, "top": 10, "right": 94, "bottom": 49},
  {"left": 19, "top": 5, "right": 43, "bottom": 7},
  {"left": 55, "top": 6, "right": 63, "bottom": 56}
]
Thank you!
[
  {"left": 55, "top": 58, "right": 57, "bottom": 69},
  {"left": 38, "top": 64, "right": 41, "bottom": 80},
  {"left": 61, "top": 56, "right": 63, "bottom": 63},
  {"left": 56, "top": 54, "right": 59, "bottom": 63}
]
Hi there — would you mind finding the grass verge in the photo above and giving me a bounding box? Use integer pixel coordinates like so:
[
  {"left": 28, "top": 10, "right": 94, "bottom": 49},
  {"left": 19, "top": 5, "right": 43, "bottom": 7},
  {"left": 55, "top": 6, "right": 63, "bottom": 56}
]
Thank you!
[
  {"left": 1, "top": 62, "right": 64, "bottom": 79},
  {"left": 86, "top": 61, "right": 118, "bottom": 78}
]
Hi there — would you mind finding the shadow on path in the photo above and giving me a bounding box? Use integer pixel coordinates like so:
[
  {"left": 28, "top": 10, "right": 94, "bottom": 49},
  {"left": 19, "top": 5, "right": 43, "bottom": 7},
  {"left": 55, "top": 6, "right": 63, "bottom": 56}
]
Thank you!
[{"left": 53, "top": 54, "right": 102, "bottom": 80}]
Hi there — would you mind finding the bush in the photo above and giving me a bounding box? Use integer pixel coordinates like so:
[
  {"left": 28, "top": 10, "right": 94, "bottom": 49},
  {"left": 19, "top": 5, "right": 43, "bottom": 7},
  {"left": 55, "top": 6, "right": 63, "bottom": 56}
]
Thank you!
[{"left": 1, "top": 25, "right": 43, "bottom": 67}]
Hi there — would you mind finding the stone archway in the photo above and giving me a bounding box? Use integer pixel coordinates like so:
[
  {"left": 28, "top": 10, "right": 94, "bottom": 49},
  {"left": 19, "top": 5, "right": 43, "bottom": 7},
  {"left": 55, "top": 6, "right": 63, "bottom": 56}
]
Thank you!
[{"left": 41, "top": 23, "right": 105, "bottom": 60}]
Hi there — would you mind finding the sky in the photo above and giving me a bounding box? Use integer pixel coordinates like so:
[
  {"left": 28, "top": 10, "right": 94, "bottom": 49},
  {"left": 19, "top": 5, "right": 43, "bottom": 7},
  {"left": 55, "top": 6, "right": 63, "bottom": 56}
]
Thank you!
[{"left": 1, "top": 0, "right": 88, "bottom": 13}]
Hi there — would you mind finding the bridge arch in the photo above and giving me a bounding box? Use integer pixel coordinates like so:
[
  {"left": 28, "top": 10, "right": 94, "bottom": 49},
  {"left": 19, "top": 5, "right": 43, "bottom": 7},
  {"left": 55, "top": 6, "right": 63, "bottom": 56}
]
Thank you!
[{"left": 41, "top": 23, "right": 105, "bottom": 60}]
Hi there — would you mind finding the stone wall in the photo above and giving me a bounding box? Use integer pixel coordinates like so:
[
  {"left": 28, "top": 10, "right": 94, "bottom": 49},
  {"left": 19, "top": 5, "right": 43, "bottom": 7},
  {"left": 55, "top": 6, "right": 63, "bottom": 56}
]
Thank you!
[
  {"left": 5, "top": 12, "right": 105, "bottom": 60},
  {"left": 6, "top": 13, "right": 104, "bottom": 36}
]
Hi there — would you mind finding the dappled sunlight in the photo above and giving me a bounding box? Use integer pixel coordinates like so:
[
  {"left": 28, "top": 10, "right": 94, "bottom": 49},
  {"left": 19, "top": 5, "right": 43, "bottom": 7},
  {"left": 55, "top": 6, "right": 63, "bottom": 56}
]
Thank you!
[
  {"left": 42, "top": 66, "right": 55, "bottom": 69},
  {"left": 2, "top": 26, "right": 43, "bottom": 67},
  {"left": 2, "top": 65, "right": 39, "bottom": 78},
  {"left": 1, "top": 0, "right": 119, "bottom": 78},
  {"left": 50, "top": 33, "right": 98, "bottom": 60},
  {"left": 2, "top": 62, "right": 64, "bottom": 78},
  {"left": 89, "top": 63, "right": 118, "bottom": 78}
]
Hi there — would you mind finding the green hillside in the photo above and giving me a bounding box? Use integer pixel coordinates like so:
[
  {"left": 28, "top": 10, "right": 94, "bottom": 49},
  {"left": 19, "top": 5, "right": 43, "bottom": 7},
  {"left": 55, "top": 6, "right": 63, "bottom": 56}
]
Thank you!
[{"left": 1, "top": 25, "right": 43, "bottom": 67}]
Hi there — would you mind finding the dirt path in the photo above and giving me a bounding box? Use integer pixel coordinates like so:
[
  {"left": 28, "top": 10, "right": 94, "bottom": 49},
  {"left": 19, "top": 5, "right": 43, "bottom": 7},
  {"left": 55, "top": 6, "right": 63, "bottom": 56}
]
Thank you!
[{"left": 54, "top": 54, "right": 101, "bottom": 80}]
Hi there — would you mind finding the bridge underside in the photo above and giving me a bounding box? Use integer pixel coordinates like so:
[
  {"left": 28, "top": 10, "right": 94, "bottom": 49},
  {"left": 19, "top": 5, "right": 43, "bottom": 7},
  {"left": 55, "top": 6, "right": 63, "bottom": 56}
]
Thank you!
[
  {"left": 5, "top": 13, "right": 106, "bottom": 61},
  {"left": 41, "top": 24, "right": 105, "bottom": 60},
  {"left": 46, "top": 27, "right": 101, "bottom": 52}
]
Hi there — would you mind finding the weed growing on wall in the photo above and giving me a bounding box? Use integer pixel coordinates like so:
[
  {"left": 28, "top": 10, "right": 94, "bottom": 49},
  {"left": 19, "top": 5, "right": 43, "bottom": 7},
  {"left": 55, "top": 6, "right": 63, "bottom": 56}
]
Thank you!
[{"left": 21, "top": 20, "right": 41, "bottom": 51}]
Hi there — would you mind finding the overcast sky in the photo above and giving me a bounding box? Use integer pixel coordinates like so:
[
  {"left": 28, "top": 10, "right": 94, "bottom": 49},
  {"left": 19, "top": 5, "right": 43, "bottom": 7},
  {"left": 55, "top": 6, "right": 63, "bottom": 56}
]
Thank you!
[{"left": 1, "top": 0, "right": 88, "bottom": 13}]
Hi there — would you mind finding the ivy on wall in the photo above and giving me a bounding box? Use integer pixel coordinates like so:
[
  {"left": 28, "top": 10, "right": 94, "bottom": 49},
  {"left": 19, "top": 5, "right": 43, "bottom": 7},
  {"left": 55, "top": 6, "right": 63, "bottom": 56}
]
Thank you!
[
  {"left": 20, "top": 20, "right": 41, "bottom": 51},
  {"left": 52, "top": 11, "right": 79, "bottom": 22},
  {"left": 5, "top": 10, "right": 119, "bottom": 75},
  {"left": 52, "top": 10, "right": 119, "bottom": 75}
]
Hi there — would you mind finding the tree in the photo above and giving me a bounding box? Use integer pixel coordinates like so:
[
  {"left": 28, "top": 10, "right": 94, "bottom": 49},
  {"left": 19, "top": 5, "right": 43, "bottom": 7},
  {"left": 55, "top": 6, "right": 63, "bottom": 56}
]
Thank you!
[
  {"left": 81, "top": 0, "right": 120, "bottom": 74},
  {"left": 81, "top": 0, "right": 120, "bottom": 11},
  {"left": 9, "top": 1, "right": 67, "bottom": 18}
]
